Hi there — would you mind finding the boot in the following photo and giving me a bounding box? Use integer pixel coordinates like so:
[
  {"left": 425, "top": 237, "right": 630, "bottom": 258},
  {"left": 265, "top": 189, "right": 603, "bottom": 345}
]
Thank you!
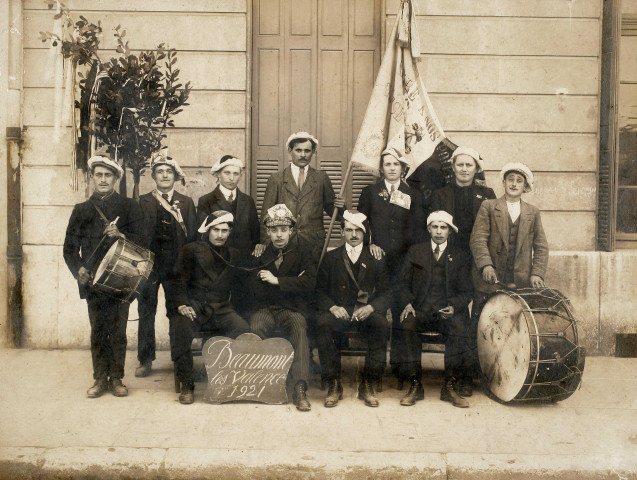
[
  {"left": 135, "top": 360, "right": 152, "bottom": 377},
  {"left": 179, "top": 384, "right": 194, "bottom": 405},
  {"left": 400, "top": 378, "right": 424, "bottom": 406},
  {"left": 457, "top": 375, "right": 473, "bottom": 397},
  {"left": 441, "top": 377, "right": 469, "bottom": 408},
  {"left": 293, "top": 381, "right": 311, "bottom": 412},
  {"left": 87, "top": 379, "right": 108, "bottom": 398},
  {"left": 358, "top": 379, "right": 379, "bottom": 407},
  {"left": 324, "top": 379, "right": 343, "bottom": 408},
  {"left": 109, "top": 378, "right": 128, "bottom": 397}
]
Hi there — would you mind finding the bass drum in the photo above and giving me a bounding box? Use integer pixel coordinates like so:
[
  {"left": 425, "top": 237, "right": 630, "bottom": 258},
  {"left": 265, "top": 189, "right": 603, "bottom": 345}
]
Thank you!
[
  {"left": 477, "top": 287, "right": 585, "bottom": 403},
  {"left": 91, "top": 237, "right": 154, "bottom": 303}
]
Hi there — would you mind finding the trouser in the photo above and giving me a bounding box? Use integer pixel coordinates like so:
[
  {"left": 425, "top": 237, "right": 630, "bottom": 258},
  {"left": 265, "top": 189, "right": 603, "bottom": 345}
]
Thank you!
[
  {"left": 468, "top": 290, "right": 492, "bottom": 378},
  {"left": 87, "top": 293, "right": 130, "bottom": 381},
  {"left": 316, "top": 309, "right": 389, "bottom": 381},
  {"left": 400, "top": 309, "right": 473, "bottom": 381},
  {"left": 170, "top": 309, "right": 249, "bottom": 388},
  {"left": 137, "top": 265, "right": 175, "bottom": 364},
  {"left": 249, "top": 306, "right": 310, "bottom": 385}
]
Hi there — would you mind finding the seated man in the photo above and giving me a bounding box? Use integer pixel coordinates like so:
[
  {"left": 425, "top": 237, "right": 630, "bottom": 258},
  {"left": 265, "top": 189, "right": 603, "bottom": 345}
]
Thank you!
[
  {"left": 398, "top": 211, "right": 473, "bottom": 408},
  {"left": 315, "top": 210, "right": 390, "bottom": 408},
  {"left": 170, "top": 210, "right": 250, "bottom": 405},
  {"left": 248, "top": 204, "right": 317, "bottom": 412}
]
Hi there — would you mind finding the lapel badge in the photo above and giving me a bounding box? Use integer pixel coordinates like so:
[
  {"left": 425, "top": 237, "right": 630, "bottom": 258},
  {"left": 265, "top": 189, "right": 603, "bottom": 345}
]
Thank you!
[
  {"left": 361, "top": 263, "right": 367, "bottom": 268},
  {"left": 379, "top": 189, "right": 389, "bottom": 201}
]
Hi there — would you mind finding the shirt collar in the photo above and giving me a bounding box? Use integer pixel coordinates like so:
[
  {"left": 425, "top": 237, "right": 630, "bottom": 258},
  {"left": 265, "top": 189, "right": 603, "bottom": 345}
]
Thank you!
[
  {"left": 156, "top": 188, "right": 175, "bottom": 201},
  {"left": 290, "top": 163, "right": 306, "bottom": 181},
  {"left": 218, "top": 184, "right": 236, "bottom": 198},
  {"left": 93, "top": 190, "right": 115, "bottom": 201},
  {"left": 431, "top": 240, "right": 447, "bottom": 254},
  {"left": 346, "top": 243, "right": 363, "bottom": 255},
  {"left": 384, "top": 179, "right": 400, "bottom": 192}
]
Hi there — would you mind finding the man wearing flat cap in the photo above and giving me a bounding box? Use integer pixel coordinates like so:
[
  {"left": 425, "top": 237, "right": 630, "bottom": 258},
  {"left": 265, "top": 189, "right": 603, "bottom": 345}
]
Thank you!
[
  {"left": 135, "top": 152, "right": 198, "bottom": 378},
  {"left": 170, "top": 210, "right": 250, "bottom": 404},
  {"left": 248, "top": 204, "right": 318, "bottom": 411},
  {"left": 470, "top": 162, "right": 549, "bottom": 324},
  {"left": 63, "top": 151, "right": 146, "bottom": 398},
  {"left": 257, "top": 132, "right": 345, "bottom": 259},
  {"left": 315, "top": 210, "right": 391, "bottom": 408},
  {"left": 397, "top": 211, "right": 474, "bottom": 408}
]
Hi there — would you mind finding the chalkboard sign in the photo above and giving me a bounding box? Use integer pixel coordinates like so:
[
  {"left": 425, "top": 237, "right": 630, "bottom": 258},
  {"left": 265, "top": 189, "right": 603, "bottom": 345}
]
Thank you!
[{"left": 202, "top": 333, "right": 294, "bottom": 404}]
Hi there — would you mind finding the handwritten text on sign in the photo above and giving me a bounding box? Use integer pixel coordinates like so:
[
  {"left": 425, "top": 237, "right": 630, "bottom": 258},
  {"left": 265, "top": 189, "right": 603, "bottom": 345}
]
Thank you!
[{"left": 203, "top": 333, "right": 294, "bottom": 404}]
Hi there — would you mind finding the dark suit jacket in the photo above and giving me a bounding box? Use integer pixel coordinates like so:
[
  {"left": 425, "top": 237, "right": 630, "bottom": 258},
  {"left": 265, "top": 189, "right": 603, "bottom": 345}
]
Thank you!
[
  {"left": 248, "top": 243, "right": 317, "bottom": 313},
  {"left": 172, "top": 241, "right": 241, "bottom": 320},
  {"left": 138, "top": 190, "right": 198, "bottom": 259},
  {"left": 63, "top": 192, "right": 146, "bottom": 298},
  {"left": 316, "top": 244, "right": 390, "bottom": 314},
  {"left": 197, "top": 186, "right": 260, "bottom": 254},
  {"left": 398, "top": 243, "right": 473, "bottom": 314},
  {"left": 260, "top": 165, "right": 338, "bottom": 249},
  {"left": 470, "top": 197, "right": 549, "bottom": 293},
  {"left": 357, "top": 180, "right": 427, "bottom": 274}
]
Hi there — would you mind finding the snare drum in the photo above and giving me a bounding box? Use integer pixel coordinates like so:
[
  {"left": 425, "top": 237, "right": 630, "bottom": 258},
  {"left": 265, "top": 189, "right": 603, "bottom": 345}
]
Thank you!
[
  {"left": 477, "top": 287, "right": 585, "bottom": 403},
  {"left": 91, "top": 237, "right": 154, "bottom": 303}
]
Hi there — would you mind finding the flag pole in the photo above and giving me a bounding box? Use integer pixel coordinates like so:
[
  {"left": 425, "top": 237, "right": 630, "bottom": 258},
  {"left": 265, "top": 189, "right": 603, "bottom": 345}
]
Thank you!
[{"left": 318, "top": 160, "right": 355, "bottom": 267}]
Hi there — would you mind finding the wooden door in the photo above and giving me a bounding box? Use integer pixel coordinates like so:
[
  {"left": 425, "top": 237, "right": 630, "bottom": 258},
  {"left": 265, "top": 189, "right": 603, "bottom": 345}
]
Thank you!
[{"left": 251, "top": 0, "right": 381, "bottom": 221}]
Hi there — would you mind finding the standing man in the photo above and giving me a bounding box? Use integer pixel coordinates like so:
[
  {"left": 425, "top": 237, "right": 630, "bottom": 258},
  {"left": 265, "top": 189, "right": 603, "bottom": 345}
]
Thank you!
[
  {"left": 248, "top": 204, "right": 318, "bottom": 412},
  {"left": 398, "top": 211, "right": 474, "bottom": 408},
  {"left": 256, "top": 132, "right": 345, "bottom": 258},
  {"left": 357, "top": 147, "right": 427, "bottom": 387},
  {"left": 63, "top": 152, "right": 145, "bottom": 398},
  {"left": 135, "top": 152, "right": 198, "bottom": 378},
  {"left": 170, "top": 211, "right": 250, "bottom": 404},
  {"left": 315, "top": 210, "right": 390, "bottom": 408}
]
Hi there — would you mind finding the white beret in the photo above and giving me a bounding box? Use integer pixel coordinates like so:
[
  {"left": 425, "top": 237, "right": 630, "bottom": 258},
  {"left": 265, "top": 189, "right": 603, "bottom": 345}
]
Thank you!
[
  {"left": 500, "top": 162, "right": 534, "bottom": 192},
  {"left": 88, "top": 153, "right": 124, "bottom": 179},
  {"left": 198, "top": 210, "right": 234, "bottom": 233},
  {"left": 264, "top": 203, "right": 295, "bottom": 227},
  {"left": 210, "top": 156, "right": 245, "bottom": 174},
  {"left": 342, "top": 209, "right": 367, "bottom": 233},
  {"left": 451, "top": 146, "right": 484, "bottom": 172},
  {"left": 427, "top": 210, "right": 458, "bottom": 233},
  {"left": 150, "top": 152, "right": 186, "bottom": 180},
  {"left": 380, "top": 145, "right": 407, "bottom": 165},
  {"left": 286, "top": 131, "right": 319, "bottom": 149}
]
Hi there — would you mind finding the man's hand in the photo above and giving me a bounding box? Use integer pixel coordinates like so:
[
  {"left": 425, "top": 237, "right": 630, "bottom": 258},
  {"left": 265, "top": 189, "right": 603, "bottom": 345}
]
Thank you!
[
  {"left": 334, "top": 196, "right": 345, "bottom": 210},
  {"left": 178, "top": 305, "right": 197, "bottom": 320},
  {"left": 482, "top": 265, "right": 498, "bottom": 284},
  {"left": 329, "top": 305, "right": 349, "bottom": 321},
  {"left": 252, "top": 244, "right": 266, "bottom": 257},
  {"left": 438, "top": 305, "right": 454, "bottom": 320},
  {"left": 530, "top": 275, "right": 545, "bottom": 288},
  {"left": 103, "top": 224, "right": 122, "bottom": 238},
  {"left": 400, "top": 303, "right": 415, "bottom": 323},
  {"left": 352, "top": 305, "right": 374, "bottom": 322},
  {"left": 258, "top": 270, "right": 279, "bottom": 285},
  {"left": 369, "top": 243, "right": 385, "bottom": 260},
  {"left": 78, "top": 266, "right": 91, "bottom": 286}
]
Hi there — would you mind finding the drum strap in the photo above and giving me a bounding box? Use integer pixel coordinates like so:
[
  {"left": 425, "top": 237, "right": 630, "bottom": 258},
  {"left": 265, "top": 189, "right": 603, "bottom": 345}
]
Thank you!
[
  {"left": 93, "top": 203, "right": 110, "bottom": 225},
  {"left": 152, "top": 190, "right": 188, "bottom": 236}
]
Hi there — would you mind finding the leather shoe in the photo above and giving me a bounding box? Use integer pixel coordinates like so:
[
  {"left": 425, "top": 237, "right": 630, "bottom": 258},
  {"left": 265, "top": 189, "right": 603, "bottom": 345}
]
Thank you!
[
  {"left": 109, "top": 378, "right": 128, "bottom": 397},
  {"left": 457, "top": 376, "right": 473, "bottom": 397},
  {"left": 87, "top": 379, "right": 108, "bottom": 398},
  {"left": 358, "top": 379, "right": 379, "bottom": 407},
  {"left": 135, "top": 361, "right": 152, "bottom": 377},
  {"left": 400, "top": 379, "right": 424, "bottom": 406},
  {"left": 293, "top": 381, "right": 311, "bottom": 412},
  {"left": 179, "top": 385, "right": 194, "bottom": 405},
  {"left": 441, "top": 378, "right": 469, "bottom": 408},
  {"left": 324, "top": 379, "right": 343, "bottom": 408}
]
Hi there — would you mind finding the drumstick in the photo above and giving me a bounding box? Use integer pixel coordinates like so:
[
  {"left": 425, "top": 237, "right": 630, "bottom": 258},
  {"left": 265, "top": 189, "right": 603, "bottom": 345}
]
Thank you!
[{"left": 110, "top": 216, "right": 120, "bottom": 226}]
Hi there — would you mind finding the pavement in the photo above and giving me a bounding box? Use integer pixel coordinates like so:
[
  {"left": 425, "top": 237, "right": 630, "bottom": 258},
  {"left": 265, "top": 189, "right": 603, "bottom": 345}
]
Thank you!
[{"left": 0, "top": 348, "right": 636, "bottom": 479}]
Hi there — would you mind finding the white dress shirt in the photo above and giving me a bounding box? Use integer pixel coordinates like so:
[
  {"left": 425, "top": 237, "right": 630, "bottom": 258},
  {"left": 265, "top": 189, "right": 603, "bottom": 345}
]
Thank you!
[
  {"left": 290, "top": 163, "right": 307, "bottom": 187},
  {"left": 384, "top": 179, "right": 400, "bottom": 193},
  {"left": 157, "top": 189, "right": 175, "bottom": 202},
  {"left": 346, "top": 243, "right": 363, "bottom": 264},
  {"left": 218, "top": 184, "right": 237, "bottom": 202},
  {"left": 431, "top": 240, "right": 447, "bottom": 260},
  {"left": 507, "top": 200, "right": 521, "bottom": 223}
]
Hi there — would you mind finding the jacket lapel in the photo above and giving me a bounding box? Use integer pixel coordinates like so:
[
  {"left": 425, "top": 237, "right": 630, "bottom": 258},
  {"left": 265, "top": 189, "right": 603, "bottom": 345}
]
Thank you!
[
  {"left": 298, "top": 166, "right": 317, "bottom": 199},
  {"left": 494, "top": 197, "right": 510, "bottom": 251},
  {"left": 357, "top": 247, "right": 372, "bottom": 287},
  {"left": 515, "top": 201, "right": 532, "bottom": 258},
  {"left": 283, "top": 166, "right": 300, "bottom": 197},
  {"left": 235, "top": 189, "right": 247, "bottom": 221}
]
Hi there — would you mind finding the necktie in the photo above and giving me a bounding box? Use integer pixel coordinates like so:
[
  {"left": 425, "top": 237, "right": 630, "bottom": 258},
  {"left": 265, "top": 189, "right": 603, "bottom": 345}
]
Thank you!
[
  {"left": 298, "top": 167, "right": 305, "bottom": 190},
  {"left": 274, "top": 249, "right": 284, "bottom": 269},
  {"left": 434, "top": 244, "right": 441, "bottom": 261},
  {"left": 227, "top": 191, "right": 234, "bottom": 203},
  {"left": 390, "top": 184, "right": 395, "bottom": 194},
  {"left": 348, "top": 247, "right": 360, "bottom": 264},
  {"left": 162, "top": 193, "right": 170, "bottom": 204}
]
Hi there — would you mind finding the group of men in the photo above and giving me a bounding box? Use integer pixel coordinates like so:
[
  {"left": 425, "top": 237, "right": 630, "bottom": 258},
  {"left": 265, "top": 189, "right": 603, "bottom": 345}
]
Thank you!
[{"left": 63, "top": 131, "right": 549, "bottom": 411}]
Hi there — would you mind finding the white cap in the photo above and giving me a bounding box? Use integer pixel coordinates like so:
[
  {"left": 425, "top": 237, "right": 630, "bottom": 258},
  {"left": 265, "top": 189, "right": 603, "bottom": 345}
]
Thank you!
[
  {"left": 500, "top": 162, "right": 534, "bottom": 192},
  {"left": 381, "top": 145, "right": 407, "bottom": 165},
  {"left": 264, "top": 203, "right": 296, "bottom": 227},
  {"left": 342, "top": 209, "right": 367, "bottom": 233},
  {"left": 451, "top": 146, "right": 484, "bottom": 172},
  {"left": 198, "top": 210, "right": 234, "bottom": 233},
  {"left": 427, "top": 210, "right": 458, "bottom": 233},
  {"left": 210, "top": 155, "right": 245, "bottom": 174},
  {"left": 88, "top": 151, "right": 124, "bottom": 179},
  {"left": 150, "top": 151, "right": 186, "bottom": 180},
  {"left": 286, "top": 131, "right": 319, "bottom": 149}
]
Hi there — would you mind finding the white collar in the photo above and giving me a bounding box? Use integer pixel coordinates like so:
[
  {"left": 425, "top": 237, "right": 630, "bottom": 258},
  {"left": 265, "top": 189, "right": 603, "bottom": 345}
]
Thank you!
[
  {"left": 290, "top": 163, "right": 308, "bottom": 183},
  {"left": 384, "top": 179, "right": 400, "bottom": 192},
  {"left": 218, "top": 184, "right": 237, "bottom": 198},
  {"left": 431, "top": 240, "right": 447, "bottom": 254},
  {"left": 346, "top": 243, "right": 363, "bottom": 254},
  {"left": 156, "top": 188, "right": 175, "bottom": 201}
]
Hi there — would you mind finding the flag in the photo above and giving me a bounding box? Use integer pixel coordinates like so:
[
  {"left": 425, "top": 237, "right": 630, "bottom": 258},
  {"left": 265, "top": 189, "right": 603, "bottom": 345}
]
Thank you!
[{"left": 349, "top": 0, "right": 459, "bottom": 199}]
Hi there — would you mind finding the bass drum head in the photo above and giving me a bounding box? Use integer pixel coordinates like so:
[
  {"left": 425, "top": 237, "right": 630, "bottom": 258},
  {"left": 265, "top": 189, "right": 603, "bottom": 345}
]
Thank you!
[
  {"left": 92, "top": 240, "right": 119, "bottom": 286},
  {"left": 478, "top": 292, "right": 531, "bottom": 402}
]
